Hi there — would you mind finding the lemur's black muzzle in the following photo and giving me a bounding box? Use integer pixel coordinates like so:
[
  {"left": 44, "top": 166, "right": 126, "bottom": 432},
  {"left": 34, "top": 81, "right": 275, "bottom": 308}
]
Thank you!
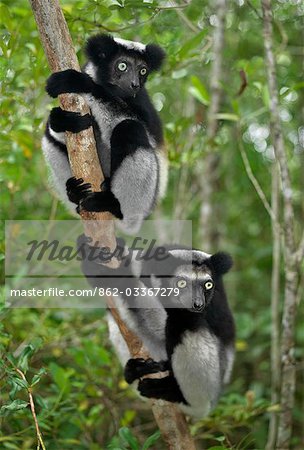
[{"left": 192, "top": 298, "right": 205, "bottom": 312}]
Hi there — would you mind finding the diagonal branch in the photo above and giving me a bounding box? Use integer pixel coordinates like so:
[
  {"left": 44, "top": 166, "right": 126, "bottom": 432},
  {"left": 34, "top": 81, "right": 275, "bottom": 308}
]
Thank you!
[{"left": 237, "top": 125, "right": 283, "bottom": 238}]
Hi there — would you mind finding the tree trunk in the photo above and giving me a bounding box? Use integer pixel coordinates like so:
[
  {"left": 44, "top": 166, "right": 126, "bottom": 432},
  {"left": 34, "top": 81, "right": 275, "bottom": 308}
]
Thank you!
[
  {"left": 262, "top": 2, "right": 299, "bottom": 448},
  {"left": 199, "top": 0, "right": 227, "bottom": 250},
  {"left": 266, "top": 164, "right": 281, "bottom": 450}
]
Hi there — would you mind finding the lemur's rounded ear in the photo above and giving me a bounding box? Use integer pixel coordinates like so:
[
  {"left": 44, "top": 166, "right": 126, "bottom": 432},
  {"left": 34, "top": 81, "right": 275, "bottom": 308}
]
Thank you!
[
  {"left": 85, "top": 34, "right": 118, "bottom": 64},
  {"left": 145, "top": 44, "right": 166, "bottom": 72},
  {"left": 209, "top": 252, "right": 233, "bottom": 275}
]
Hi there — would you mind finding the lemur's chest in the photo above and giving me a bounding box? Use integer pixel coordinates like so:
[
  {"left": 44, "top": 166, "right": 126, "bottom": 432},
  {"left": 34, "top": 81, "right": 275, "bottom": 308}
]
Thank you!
[
  {"left": 85, "top": 94, "right": 134, "bottom": 145},
  {"left": 83, "top": 95, "right": 135, "bottom": 177}
]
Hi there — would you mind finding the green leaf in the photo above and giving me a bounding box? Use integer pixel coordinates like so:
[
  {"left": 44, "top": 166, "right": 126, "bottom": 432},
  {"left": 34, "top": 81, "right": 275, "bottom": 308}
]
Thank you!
[
  {"left": 172, "top": 68, "right": 188, "bottom": 79},
  {"left": 17, "top": 340, "right": 42, "bottom": 371},
  {"left": 191, "top": 76, "right": 210, "bottom": 104},
  {"left": 49, "top": 363, "right": 72, "bottom": 394},
  {"left": 18, "top": 345, "right": 34, "bottom": 371},
  {"left": 31, "top": 367, "right": 47, "bottom": 387},
  {"left": 0, "top": 400, "right": 28, "bottom": 416},
  {"left": 9, "top": 375, "right": 28, "bottom": 395},
  {"left": 215, "top": 113, "right": 239, "bottom": 122},
  {"left": 142, "top": 430, "right": 161, "bottom": 450},
  {"left": 189, "top": 87, "right": 208, "bottom": 105},
  {"left": 177, "top": 30, "right": 208, "bottom": 59},
  {"left": 118, "top": 427, "right": 139, "bottom": 450},
  {"left": 292, "top": 81, "right": 304, "bottom": 91},
  {"left": 215, "top": 435, "right": 225, "bottom": 442}
]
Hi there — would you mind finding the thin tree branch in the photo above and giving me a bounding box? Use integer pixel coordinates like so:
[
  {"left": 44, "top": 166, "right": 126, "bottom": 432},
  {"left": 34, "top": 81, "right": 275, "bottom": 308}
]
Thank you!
[
  {"left": 14, "top": 366, "right": 46, "bottom": 450},
  {"left": 175, "top": 8, "right": 200, "bottom": 33},
  {"left": 72, "top": 11, "right": 160, "bottom": 33},
  {"left": 237, "top": 126, "right": 283, "bottom": 238},
  {"left": 29, "top": 1, "right": 196, "bottom": 448}
]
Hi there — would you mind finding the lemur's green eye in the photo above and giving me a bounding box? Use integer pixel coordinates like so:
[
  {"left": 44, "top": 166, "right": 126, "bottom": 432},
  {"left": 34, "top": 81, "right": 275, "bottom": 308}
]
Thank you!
[
  {"left": 177, "top": 279, "right": 187, "bottom": 289},
  {"left": 205, "top": 281, "right": 213, "bottom": 290},
  {"left": 118, "top": 62, "right": 127, "bottom": 71},
  {"left": 140, "top": 67, "right": 147, "bottom": 76}
]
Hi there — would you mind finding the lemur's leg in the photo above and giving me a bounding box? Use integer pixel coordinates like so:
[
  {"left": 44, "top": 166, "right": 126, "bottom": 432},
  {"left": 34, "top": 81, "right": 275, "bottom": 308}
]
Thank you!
[
  {"left": 49, "top": 107, "right": 92, "bottom": 133},
  {"left": 124, "top": 358, "right": 170, "bottom": 384},
  {"left": 80, "top": 191, "right": 123, "bottom": 219},
  {"left": 138, "top": 376, "right": 187, "bottom": 404},
  {"left": 110, "top": 119, "right": 158, "bottom": 231},
  {"left": 66, "top": 177, "right": 123, "bottom": 219},
  {"left": 65, "top": 119, "right": 157, "bottom": 227}
]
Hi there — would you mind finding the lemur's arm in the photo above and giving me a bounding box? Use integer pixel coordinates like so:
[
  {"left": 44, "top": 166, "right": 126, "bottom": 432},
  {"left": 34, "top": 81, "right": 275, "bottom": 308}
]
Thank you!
[
  {"left": 45, "top": 69, "right": 106, "bottom": 134},
  {"left": 46, "top": 69, "right": 107, "bottom": 99},
  {"left": 124, "top": 358, "right": 186, "bottom": 404}
]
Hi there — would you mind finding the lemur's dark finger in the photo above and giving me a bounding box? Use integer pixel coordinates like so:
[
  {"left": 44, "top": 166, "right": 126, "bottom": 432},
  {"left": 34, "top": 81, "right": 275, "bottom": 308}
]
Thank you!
[{"left": 66, "top": 177, "right": 84, "bottom": 188}]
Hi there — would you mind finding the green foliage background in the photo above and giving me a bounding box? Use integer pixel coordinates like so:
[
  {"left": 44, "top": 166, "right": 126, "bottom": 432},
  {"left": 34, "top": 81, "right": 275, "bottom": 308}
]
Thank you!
[{"left": 0, "top": 0, "right": 303, "bottom": 449}]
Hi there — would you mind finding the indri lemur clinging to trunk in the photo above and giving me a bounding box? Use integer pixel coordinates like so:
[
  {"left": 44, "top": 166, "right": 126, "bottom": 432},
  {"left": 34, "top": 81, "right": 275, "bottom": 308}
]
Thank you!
[
  {"left": 78, "top": 235, "right": 235, "bottom": 418},
  {"left": 42, "top": 34, "right": 167, "bottom": 233}
]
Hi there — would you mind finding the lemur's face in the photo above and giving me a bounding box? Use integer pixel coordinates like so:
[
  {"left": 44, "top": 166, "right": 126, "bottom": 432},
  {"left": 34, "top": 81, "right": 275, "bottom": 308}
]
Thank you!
[
  {"left": 170, "top": 264, "right": 215, "bottom": 313},
  {"left": 108, "top": 53, "right": 149, "bottom": 98}
]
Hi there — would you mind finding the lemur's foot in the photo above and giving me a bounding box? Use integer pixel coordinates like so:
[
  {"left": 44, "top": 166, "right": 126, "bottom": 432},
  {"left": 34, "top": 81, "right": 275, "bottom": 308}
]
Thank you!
[
  {"left": 80, "top": 191, "right": 123, "bottom": 219},
  {"left": 137, "top": 378, "right": 171, "bottom": 400},
  {"left": 66, "top": 177, "right": 92, "bottom": 206},
  {"left": 124, "top": 358, "right": 169, "bottom": 384},
  {"left": 50, "top": 107, "right": 92, "bottom": 133}
]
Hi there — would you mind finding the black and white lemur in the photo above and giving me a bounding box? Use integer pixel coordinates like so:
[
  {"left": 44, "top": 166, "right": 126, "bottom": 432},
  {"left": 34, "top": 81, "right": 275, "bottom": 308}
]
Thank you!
[
  {"left": 42, "top": 34, "right": 167, "bottom": 233},
  {"left": 78, "top": 235, "right": 235, "bottom": 418}
]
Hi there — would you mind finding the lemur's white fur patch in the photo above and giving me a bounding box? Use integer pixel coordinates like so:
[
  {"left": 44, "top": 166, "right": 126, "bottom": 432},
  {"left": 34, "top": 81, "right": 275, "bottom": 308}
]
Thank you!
[
  {"left": 114, "top": 37, "right": 146, "bottom": 53},
  {"left": 48, "top": 127, "right": 66, "bottom": 145},
  {"left": 168, "top": 249, "right": 211, "bottom": 261},
  {"left": 84, "top": 62, "right": 98, "bottom": 82}
]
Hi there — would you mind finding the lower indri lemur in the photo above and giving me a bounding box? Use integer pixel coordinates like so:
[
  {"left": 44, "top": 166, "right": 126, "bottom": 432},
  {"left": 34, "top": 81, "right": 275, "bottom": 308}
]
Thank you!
[{"left": 78, "top": 235, "right": 235, "bottom": 418}]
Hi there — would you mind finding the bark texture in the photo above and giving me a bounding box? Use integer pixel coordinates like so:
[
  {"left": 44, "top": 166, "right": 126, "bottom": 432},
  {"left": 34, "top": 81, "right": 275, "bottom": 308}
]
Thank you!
[
  {"left": 30, "top": 1, "right": 196, "bottom": 448},
  {"left": 262, "top": 1, "right": 299, "bottom": 448}
]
